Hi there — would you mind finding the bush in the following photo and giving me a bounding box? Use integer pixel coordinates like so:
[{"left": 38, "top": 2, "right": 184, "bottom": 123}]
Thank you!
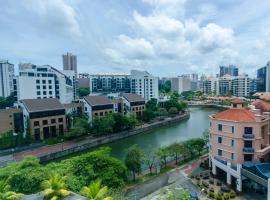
[
  {"left": 229, "top": 191, "right": 236, "bottom": 198},
  {"left": 215, "top": 193, "right": 223, "bottom": 200},
  {"left": 208, "top": 191, "right": 215, "bottom": 198},
  {"left": 223, "top": 193, "right": 230, "bottom": 200}
]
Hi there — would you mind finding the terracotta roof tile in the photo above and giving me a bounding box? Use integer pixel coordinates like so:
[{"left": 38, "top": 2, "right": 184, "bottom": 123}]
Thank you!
[
  {"left": 213, "top": 108, "right": 256, "bottom": 122},
  {"left": 84, "top": 95, "right": 112, "bottom": 106},
  {"left": 21, "top": 98, "right": 64, "bottom": 112},
  {"left": 252, "top": 100, "right": 270, "bottom": 111}
]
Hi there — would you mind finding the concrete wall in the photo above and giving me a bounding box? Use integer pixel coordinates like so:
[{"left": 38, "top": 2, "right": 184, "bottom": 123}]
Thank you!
[{"left": 39, "top": 112, "right": 190, "bottom": 163}]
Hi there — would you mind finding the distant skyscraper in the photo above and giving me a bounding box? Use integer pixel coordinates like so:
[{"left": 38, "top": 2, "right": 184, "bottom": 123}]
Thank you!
[
  {"left": 62, "top": 52, "right": 77, "bottom": 77},
  {"left": 257, "top": 61, "right": 270, "bottom": 92},
  {"left": 0, "top": 60, "right": 14, "bottom": 97},
  {"left": 219, "top": 65, "right": 238, "bottom": 77}
]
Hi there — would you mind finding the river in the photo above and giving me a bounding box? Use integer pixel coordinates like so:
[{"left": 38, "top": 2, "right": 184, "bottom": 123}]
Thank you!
[{"left": 103, "top": 107, "right": 221, "bottom": 160}]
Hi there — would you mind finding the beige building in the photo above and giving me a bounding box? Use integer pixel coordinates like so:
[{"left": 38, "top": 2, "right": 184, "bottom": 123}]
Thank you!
[
  {"left": 20, "top": 98, "right": 67, "bottom": 141},
  {"left": 83, "top": 95, "right": 114, "bottom": 122},
  {"left": 209, "top": 99, "right": 270, "bottom": 193},
  {"left": 0, "top": 108, "right": 23, "bottom": 134},
  {"left": 122, "top": 93, "right": 146, "bottom": 118}
]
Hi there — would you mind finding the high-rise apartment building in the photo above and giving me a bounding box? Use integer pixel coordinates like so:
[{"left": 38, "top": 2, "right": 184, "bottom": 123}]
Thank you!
[
  {"left": 220, "top": 65, "right": 239, "bottom": 77},
  {"left": 171, "top": 76, "right": 191, "bottom": 94},
  {"left": 62, "top": 52, "right": 77, "bottom": 77},
  {"left": 89, "top": 74, "right": 131, "bottom": 94},
  {"left": 130, "top": 70, "right": 159, "bottom": 101},
  {"left": 232, "top": 75, "right": 250, "bottom": 97},
  {"left": 257, "top": 62, "right": 270, "bottom": 92},
  {"left": 202, "top": 75, "right": 250, "bottom": 97},
  {"left": 0, "top": 60, "right": 14, "bottom": 97},
  {"left": 81, "top": 70, "right": 159, "bottom": 101},
  {"left": 16, "top": 63, "right": 74, "bottom": 104}
]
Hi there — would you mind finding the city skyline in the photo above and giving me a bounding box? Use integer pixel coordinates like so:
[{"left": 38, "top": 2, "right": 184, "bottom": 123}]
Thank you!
[{"left": 1, "top": 0, "right": 270, "bottom": 77}]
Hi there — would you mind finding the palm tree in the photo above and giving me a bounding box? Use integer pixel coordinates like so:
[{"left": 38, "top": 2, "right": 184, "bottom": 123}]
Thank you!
[
  {"left": 81, "top": 180, "right": 112, "bottom": 200},
  {"left": 41, "top": 174, "right": 70, "bottom": 200},
  {"left": 0, "top": 180, "right": 23, "bottom": 200}
]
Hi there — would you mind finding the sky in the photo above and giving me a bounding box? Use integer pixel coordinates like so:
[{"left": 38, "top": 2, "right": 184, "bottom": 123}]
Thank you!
[{"left": 1, "top": 0, "right": 270, "bottom": 77}]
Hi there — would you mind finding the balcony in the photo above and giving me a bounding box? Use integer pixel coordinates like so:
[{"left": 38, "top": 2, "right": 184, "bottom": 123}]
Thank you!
[
  {"left": 242, "top": 133, "right": 255, "bottom": 139},
  {"left": 243, "top": 147, "right": 255, "bottom": 154},
  {"left": 214, "top": 156, "right": 227, "bottom": 165}
]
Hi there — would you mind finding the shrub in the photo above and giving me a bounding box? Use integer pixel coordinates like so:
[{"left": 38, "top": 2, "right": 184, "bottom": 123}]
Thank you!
[
  {"left": 208, "top": 191, "right": 215, "bottom": 198},
  {"left": 223, "top": 193, "right": 230, "bottom": 200},
  {"left": 229, "top": 191, "right": 236, "bottom": 198},
  {"left": 215, "top": 193, "right": 223, "bottom": 200}
]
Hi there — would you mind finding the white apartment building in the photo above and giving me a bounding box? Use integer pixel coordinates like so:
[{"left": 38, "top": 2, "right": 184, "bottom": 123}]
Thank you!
[
  {"left": 130, "top": 70, "right": 159, "bottom": 101},
  {"left": 232, "top": 75, "right": 250, "bottom": 97},
  {"left": 0, "top": 60, "right": 14, "bottom": 97},
  {"left": 202, "top": 75, "right": 250, "bottom": 97},
  {"left": 81, "top": 70, "right": 159, "bottom": 101},
  {"left": 16, "top": 63, "right": 74, "bottom": 104},
  {"left": 171, "top": 76, "right": 191, "bottom": 94},
  {"left": 61, "top": 70, "right": 78, "bottom": 100},
  {"left": 202, "top": 77, "right": 219, "bottom": 95},
  {"left": 89, "top": 74, "right": 131, "bottom": 94}
]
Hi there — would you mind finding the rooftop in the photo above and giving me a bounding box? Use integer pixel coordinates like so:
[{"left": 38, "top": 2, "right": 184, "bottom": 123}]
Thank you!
[
  {"left": 122, "top": 93, "right": 145, "bottom": 102},
  {"left": 212, "top": 108, "right": 256, "bottom": 122},
  {"left": 84, "top": 95, "right": 112, "bottom": 106},
  {"left": 21, "top": 98, "right": 64, "bottom": 113},
  {"left": 252, "top": 100, "right": 270, "bottom": 112}
]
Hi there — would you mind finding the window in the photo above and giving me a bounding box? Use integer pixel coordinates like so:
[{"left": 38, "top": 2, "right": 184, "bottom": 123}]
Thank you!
[
  {"left": 36, "top": 80, "right": 40, "bottom": 84},
  {"left": 43, "top": 120, "right": 48, "bottom": 125},
  {"left": 48, "top": 80, "right": 52, "bottom": 84},
  {"left": 34, "top": 121, "right": 40, "bottom": 126},
  {"left": 37, "top": 91, "right": 41, "bottom": 95},
  {"left": 244, "top": 127, "right": 253, "bottom": 134},
  {"left": 49, "top": 86, "right": 52, "bottom": 89},
  {"left": 100, "top": 112, "right": 103, "bottom": 116},
  {"left": 232, "top": 139, "right": 234, "bottom": 147},
  {"left": 58, "top": 118, "right": 63, "bottom": 123},
  {"left": 218, "top": 124, "right": 222, "bottom": 131},
  {"left": 43, "top": 91, "right": 46, "bottom": 95},
  {"left": 218, "top": 149, "right": 222, "bottom": 156},
  {"left": 244, "top": 154, "right": 253, "bottom": 162},
  {"left": 95, "top": 113, "right": 98, "bottom": 116},
  {"left": 244, "top": 141, "right": 252, "bottom": 148},
  {"left": 49, "top": 91, "right": 52, "bottom": 95},
  {"left": 36, "top": 85, "right": 40, "bottom": 89},
  {"left": 231, "top": 153, "right": 234, "bottom": 160},
  {"left": 232, "top": 126, "right": 234, "bottom": 133},
  {"left": 42, "top": 80, "right": 46, "bottom": 84},
  {"left": 43, "top": 86, "right": 46, "bottom": 89},
  {"left": 51, "top": 119, "right": 56, "bottom": 124},
  {"left": 218, "top": 136, "right": 222, "bottom": 144}
]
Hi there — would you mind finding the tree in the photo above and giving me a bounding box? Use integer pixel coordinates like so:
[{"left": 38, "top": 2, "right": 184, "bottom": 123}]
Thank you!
[
  {"left": 0, "top": 93, "right": 15, "bottom": 109},
  {"left": 157, "top": 108, "right": 168, "bottom": 117},
  {"left": 168, "top": 107, "right": 178, "bottom": 115},
  {"left": 156, "top": 147, "right": 169, "bottom": 168},
  {"left": 202, "top": 129, "right": 210, "bottom": 145},
  {"left": 125, "top": 145, "right": 143, "bottom": 182},
  {"left": 66, "top": 116, "right": 90, "bottom": 138},
  {"left": 167, "top": 143, "right": 182, "bottom": 165},
  {"left": 79, "top": 87, "right": 90, "bottom": 97},
  {"left": 0, "top": 180, "right": 23, "bottom": 200},
  {"left": 81, "top": 179, "right": 112, "bottom": 200},
  {"left": 159, "top": 80, "right": 171, "bottom": 94},
  {"left": 41, "top": 174, "right": 70, "bottom": 200},
  {"left": 143, "top": 146, "right": 157, "bottom": 174},
  {"left": 146, "top": 98, "right": 158, "bottom": 112},
  {"left": 183, "top": 138, "right": 205, "bottom": 156}
]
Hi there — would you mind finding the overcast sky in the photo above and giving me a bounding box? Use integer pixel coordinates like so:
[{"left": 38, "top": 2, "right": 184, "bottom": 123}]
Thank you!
[{"left": 1, "top": 0, "right": 270, "bottom": 77}]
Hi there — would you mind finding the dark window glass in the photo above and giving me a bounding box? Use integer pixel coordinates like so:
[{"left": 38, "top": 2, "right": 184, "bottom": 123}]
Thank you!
[
  {"left": 218, "top": 136, "right": 222, "bottom": 144},
  {"left": 58, "top": 118, "right": 63, "bottom": 122},
  {"left": 34, "top": 121, "right": 39, "bottom": 126},
  {"left": 43, "top": 120, "right": 48, "bottom": 125},
  {"left": 218, "top": 149, "right": 222, "bottom": 156},
  {"left": 218, "top": 124, "right": 222, "bottom": 131},
  {"left": 244, "top": 127, "right": 253, "bottom": 134},
  {"left": 51, "top": 119, "right": 56, "bottom": 124}
]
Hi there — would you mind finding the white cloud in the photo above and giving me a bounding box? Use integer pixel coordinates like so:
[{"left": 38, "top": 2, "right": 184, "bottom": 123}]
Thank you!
[
  {"left": 133, "top": 11, "right": 185, "bottom": 37},
  {"left": 196, "top": 23, "right": 234, "bottom": 52},
  {"left": 24, "top": 0, "right": 81, "bottom": 36}
]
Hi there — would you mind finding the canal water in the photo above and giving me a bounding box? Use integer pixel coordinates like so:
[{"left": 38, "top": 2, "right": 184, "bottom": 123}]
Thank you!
[{"left": 103, "top": 107, "right": 221, "bottom": 160}]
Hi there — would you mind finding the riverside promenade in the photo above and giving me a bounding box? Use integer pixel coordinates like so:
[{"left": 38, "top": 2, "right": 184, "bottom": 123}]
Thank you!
[{"left": 0, "top": 112, "right": 189, "bottom": 167}]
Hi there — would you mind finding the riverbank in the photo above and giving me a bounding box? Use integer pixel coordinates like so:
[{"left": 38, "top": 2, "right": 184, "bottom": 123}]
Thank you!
[{"left": 0, "top": 112, "right": 190, "bottom": 166}]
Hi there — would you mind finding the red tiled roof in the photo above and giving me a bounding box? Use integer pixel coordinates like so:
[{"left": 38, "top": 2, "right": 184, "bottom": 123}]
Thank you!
[
  {"left": 231, "top": 98, "right": 244, "bottom": 104},
  {"left": 213, "top": 108, "right": 256, "bottom": 122},
  {"left": 252, "top": 100, "right": 270, "bottom": 111}
]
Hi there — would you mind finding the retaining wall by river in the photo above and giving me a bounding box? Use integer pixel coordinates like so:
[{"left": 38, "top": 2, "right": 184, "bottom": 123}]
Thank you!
[{"left": 39, "top": 112, "right": 190, "bottom": 163}]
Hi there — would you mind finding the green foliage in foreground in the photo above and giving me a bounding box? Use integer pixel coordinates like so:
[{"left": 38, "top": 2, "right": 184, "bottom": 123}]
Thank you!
[{"left": 0, "top": 147, "right": 127, "bottom": 194}]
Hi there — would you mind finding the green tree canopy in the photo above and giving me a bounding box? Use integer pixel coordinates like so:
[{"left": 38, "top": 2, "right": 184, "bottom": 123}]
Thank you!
[{"left": 125, "top": 145, "right": 143, "bottom": 182}]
